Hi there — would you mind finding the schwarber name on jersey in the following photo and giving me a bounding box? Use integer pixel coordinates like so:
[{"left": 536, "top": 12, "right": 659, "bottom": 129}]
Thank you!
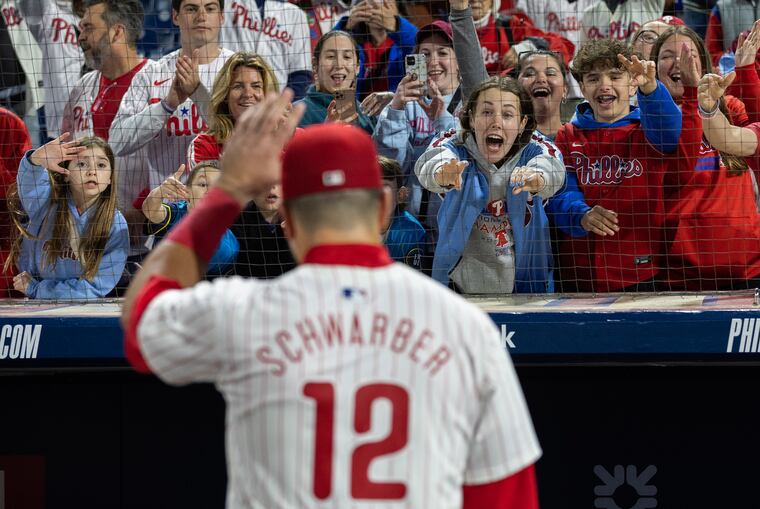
[
  {"left": 109, "top": 49, "right": 233, "bottom": 190},
  {"left": 221, "top": 0, "right": 311, "bottom": 89},
  {"left": 137, "top": 261, "right": 541, "bottom": 508}
]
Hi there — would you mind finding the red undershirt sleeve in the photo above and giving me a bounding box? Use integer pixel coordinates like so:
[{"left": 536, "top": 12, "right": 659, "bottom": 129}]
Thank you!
[
  {"left": 123, "top": 275, "right": 182, "bottom": 373},
  {"left": 463, "top": 464, "right": 539, "bottom": 509}
]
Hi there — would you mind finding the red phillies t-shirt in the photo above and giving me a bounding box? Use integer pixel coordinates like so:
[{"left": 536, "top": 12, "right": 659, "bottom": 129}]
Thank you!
[
  {"left": 362, "top": 37, "right": 394, "bottom": 95},
  {"left": 91, "top": 58, "right": 148, "bottom": 140}
]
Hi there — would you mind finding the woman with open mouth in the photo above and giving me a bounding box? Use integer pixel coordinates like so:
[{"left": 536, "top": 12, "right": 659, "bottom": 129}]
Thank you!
[
  {"left": 414, "top": 77, "right": 565, "bottom": 294},
  {"left": 516, "top": 49, "right": 569, "bottom": 141},
  {"left": 649, "top": 22, "right": 760, "bottom": 290}
]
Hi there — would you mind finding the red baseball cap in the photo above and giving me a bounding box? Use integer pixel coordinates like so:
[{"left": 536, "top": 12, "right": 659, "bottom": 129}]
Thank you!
[
  {"left": 415, "top": 20, "right": 453, "bottom": 47},
  {"left": 282, "top": 124, "right": 382, "bottom": 201},
  {"left": 656, "top": 15, "right": 686, "bottom": 26}
]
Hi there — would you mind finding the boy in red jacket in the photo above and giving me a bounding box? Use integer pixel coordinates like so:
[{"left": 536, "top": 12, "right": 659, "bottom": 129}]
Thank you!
[{"left": 551, "top": 38, "right": 688, "bottom": 292}]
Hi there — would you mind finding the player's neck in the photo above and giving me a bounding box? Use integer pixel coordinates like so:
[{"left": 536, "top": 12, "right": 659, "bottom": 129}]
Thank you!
[
  {"left": 101, "top": 49, "right": 143, "bottom": 80},
  {"left": 292, "top": 230, "right": 382, "bottom": 264},
  {"left": 182, "top": 42, "right": 221, "bottom": 65}
]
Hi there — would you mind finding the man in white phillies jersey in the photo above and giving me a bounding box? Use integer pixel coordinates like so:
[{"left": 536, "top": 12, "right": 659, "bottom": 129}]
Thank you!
[
  {"left": 109, "top": 0, "right": 233, "bottom": 194},
  {"left": 517, "top": 0, "right": 594, "bottom": 59},
  {"left": 122, "top": 91, "right": 542, "bottom": 509},
  {"left": 220, "top": 0, "right": 312, "bottom": 99},
  {"left": 61, "top": 0, "right": 157, "bottom": 239},
  {"left": 579, "top": 0, "right": 667, "bottom": 44},
  {"left": 19, "top": 0, "right": 85, "bottom": 140}
]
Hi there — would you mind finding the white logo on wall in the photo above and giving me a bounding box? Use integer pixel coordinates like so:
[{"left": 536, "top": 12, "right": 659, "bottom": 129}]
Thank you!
[
  {"left": 500, "top": 324, "right": 516, "bottom": 349},
  {"left": 726, "top": 318, "right": 760, "bottom": 352},
  {"left": 0, "top": 324, "right": 42, "bottom": 359}
]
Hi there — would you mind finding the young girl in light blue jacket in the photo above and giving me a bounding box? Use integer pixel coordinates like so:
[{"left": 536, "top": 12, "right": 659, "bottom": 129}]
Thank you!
[{"left": 6, "top": 134, "right": 129, "bottom": 299}]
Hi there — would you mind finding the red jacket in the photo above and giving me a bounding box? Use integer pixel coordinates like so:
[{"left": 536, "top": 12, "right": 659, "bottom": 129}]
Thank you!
[
  {"left": 0, "top": 107, "right": 31, "bottom": 296},
  {"left": 553, "top": 85, "right": 696, "bottom": 292}
]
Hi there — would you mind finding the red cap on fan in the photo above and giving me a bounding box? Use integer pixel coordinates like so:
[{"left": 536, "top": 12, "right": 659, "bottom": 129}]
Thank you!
[
  {"left": 282, "top": 123, "right": 382, "bottom": 201},
  {"left": 656, "top": 15, "right": 686, "bottom": 26}
]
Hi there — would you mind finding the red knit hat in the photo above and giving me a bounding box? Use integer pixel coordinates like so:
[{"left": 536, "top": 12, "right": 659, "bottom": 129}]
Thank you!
[
  {"left": 282, "top": 124, "right": 382, "bottom": 201},
  {"left": 656, "top": 15, "right": 686, "bottom": 26}
]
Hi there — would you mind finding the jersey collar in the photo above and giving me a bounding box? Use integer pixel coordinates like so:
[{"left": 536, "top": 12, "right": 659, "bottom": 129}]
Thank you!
[{"left": 303, "top": 244, "right": 393, "bottom": 268}]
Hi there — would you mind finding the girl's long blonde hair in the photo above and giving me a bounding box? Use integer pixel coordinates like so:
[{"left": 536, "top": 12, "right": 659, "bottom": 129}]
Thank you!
[
  {"left": 207, "top": 51, "right": 279, "bottom": 145},
  {"left": 4, "top": 136, "right": 119, "bottom": 281}
]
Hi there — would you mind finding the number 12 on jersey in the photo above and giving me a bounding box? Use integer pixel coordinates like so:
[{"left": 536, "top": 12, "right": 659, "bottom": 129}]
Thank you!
[{"left": 303, "top": 382, "right": 410, "bottom": 500}]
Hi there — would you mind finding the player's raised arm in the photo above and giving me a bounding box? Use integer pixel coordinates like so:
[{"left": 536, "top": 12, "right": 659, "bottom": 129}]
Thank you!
[{"left": 121, "top": 91, "right": 304, "bottom": 371}]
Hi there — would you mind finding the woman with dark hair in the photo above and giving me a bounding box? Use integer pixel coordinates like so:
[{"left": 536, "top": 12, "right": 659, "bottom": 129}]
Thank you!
[
  {"left": 516, "top": 49, "right": 569, "bottom": 140},
  {"left": 414, "top": 76, "right": 565, "bottom": 293},
  {"left": 188, "top": 51, "right": 279, "bottom": 169},
  {"left": 650, "top": 22, "right": 760, "bottom": 290},
  {"left": 296, "top": 30, "right": 376, "bottom": 133}
]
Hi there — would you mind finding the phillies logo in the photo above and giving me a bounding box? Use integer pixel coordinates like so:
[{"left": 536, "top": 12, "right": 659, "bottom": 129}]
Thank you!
[
  {"left": 570, "top": 152, "right": 644, "bottom": 185},
  {"left": 494, "top": 226, "right": 509, "bottom": 248},
  {"left": 52, "top": 17, "right": 78, "bottom": 45},
  {"left": 2, "top": 6, "right": 22, "bottom": 27},
  {"left": 546, "top": 12, "right": 580, "bottom": 33},
  {"left": 164, "top": 102, "right": 207, "bottom": 137},
  {"left": 231, "top": 2, "right": 294, "bottom": 45},
  {"left": 586, "top": 21, "right": 640, "bottom": 41},
  {"left": 487, "top": 199, "right": 506, "bottom": 217},
  {"left": 72, "top": 106, "right": 90, "bottom": 133}
]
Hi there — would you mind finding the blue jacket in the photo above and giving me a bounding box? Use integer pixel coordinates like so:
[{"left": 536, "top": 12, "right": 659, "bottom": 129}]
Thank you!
[
  {"left": 433, "top": 140, "right": 556, "bottom": 293},
  {"left": 334, "top": 15, "right": 418, "bottom": 96},
  {"left": 17, "top": 152, "right": 129, "bottom": 299},
  {"left": 384, "top": 209, "right": 426, "bottom": 270},
  {"left": 146, "top": 201, "right": 239, "bottom": 275}
]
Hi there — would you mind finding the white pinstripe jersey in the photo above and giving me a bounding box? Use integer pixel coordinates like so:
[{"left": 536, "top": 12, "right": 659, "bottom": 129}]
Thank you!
[
  {"left": 579, "top": 0, "right": 665, "bottom": 44},
  {"left": 220, "top": 0, "right": 311, "bottom": 89},
  {"left": 109, "top": 49, "right": 234, "bottom": 191},
  {"left": 138, "top": 261, "right": 541, "bottom": 509}
]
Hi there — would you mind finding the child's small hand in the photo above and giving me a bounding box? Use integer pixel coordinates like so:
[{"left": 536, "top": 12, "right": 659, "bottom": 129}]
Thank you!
[
  {"left": 618, "top": 54, "right": 657, "bottom": 95},
  {"left": 510, "top": 167, "right": 546, "bottom": 195},
  {"left": 156, "top": 165, "right": 189, "bottom": 202},
  {"left": 434, "top": 158, "right": 469, "bottom": 190},
  {"left": 13, "top": 272, "right": 33, "bottom": 295},
  {"left": 29, "top": 133, "right": 87, "bottom": 174}
]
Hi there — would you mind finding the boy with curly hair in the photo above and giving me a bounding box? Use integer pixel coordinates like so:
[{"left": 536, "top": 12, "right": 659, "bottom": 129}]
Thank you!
[{"left": 550, "top": 38, "right": 691, "bottom": 292}]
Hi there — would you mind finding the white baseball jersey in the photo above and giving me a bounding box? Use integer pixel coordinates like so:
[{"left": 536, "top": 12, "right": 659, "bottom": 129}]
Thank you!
[
  {"left": 2, "top": 0, "right": 44, "bottom": 114},
  {"left": 306, "top": 0, "right": 349, "bottom": 41},
  {"left": 220, "top": 0, "right": 311, "bottom": 89},
  {"left": 517, "top": 0, "right": 595, "bottom": 56},
  {"left": 19, "top": 0, "right": 84, "bottom": 138},
  {"left": 62, "top": 63, "right": 161, "bottom": 214},
  {"left": 109, "top": 48, "right": 233, "bottom": 190},
  {"left": 138, "top": 258, "right": 541, "bottom": 509},
  {"left": 579, "top": 0, "right": 665, "bottom": 44}
]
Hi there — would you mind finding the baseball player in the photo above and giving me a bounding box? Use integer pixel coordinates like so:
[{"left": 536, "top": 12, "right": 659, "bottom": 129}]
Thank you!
[
  {"left": 61, "top": 0, "right": 157, "bottom": 236},
  {"left": 109, "top": 0, "right": 233, "bottom": 193},
  {"left": 18, "top": 0, "right": 85, "bottom": 141},
  {"left": 122, "top": 91, "right": 542, "bottom": 508},
  {"left": 220, "top": 0, "right": 312, "bottom": 99}
]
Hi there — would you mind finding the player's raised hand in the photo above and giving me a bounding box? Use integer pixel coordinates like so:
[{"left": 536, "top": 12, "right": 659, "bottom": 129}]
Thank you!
[
  {"left": 697, "top": 72, "right": 735, "bottom": 112},
  {"left": 219, "top": 90, "right": 305, "bottom": 205},
  {"left": 581, "top": 205, "right": 619, "bottom": 236},
  {"left": 29, "top": 133, "right": 87, "bottom": 174},
  {"left": 678, "top": 43, "right": 701, "bottom": 88},
  {"left": 434, "top": 158, "right": 469, "bottom": 190},
  {"left": 734, "top": 19, "right": 760, "bottom": 68},
  {"left": 510, "top": 167, "right": 546, "bottom": 195},
  {"left": 360, "top": 91, "right": 394, "bottom": 116},
  {"left": 618, "top": 54, "right": 657, "bottom": 95}
]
